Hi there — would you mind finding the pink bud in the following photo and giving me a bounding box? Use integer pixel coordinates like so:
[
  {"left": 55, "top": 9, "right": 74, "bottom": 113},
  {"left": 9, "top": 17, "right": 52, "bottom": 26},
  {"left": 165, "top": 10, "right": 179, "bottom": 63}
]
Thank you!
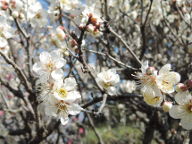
[
  {"left": 0, "top": 110, "right": 4, "bottom": 116},
  {"left": 146, "top": 67, "right": 156, "bottom": 75},
  {"left": 58, "top": 26, "right": 65, "bottom": 30},
  {"left": 176, "top": 83, "right": 188, "bottom": 92},
  {"left": 162, "top": 101, "right": 172, "bottom": 112},
  {"left": 186, "top": 80, "right": 192, "bottom": 88}
]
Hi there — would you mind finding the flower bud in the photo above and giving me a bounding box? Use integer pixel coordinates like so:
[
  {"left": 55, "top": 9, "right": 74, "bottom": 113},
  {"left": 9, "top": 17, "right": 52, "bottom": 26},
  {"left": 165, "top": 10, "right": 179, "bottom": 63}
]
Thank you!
[
  {"left": 87, "top": 24, "right": 95, "bottom": 33},
  {"left": 146, "top": 67, "right": 156, "bottom": 75},
  {"left": 176, "top": 83, "right": 188, "bottom": 92},
  {"left": 64, "top": 51, "right": 69, "bottom": 56},
  {"left": 186, "top": 80, "right": 192, "bottom": 88},
  {"left": 12, "top": 11, "right": 19, "bottom": 18},
  {"left": 18, "top": 13, "right": 25, "bottom": 20},
  {"left": 162, "top": 101, "right": 172, "bottom": 112}
]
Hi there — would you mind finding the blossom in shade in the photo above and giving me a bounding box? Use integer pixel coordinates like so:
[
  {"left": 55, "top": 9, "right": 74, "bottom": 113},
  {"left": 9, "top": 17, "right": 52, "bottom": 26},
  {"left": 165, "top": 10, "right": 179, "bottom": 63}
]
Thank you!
[
  {"left": 141, "top": 85, "right": 163, "bottom": 106},
  {"left": 156, "top": 64, "right": 181, "bottom": 94},
  {"left": 120, "top": 80, "right": 136, "bottom": 93},
  {"left": 169, "top": 91, "right": 192, "bottom": 130},
  {"left": 96, "top": 69, "right": 120, "bottom": 95}
]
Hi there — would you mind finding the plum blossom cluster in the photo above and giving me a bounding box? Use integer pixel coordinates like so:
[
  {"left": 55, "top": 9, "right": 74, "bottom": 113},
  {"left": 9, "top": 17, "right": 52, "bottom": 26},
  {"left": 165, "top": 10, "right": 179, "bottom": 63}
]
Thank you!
[
  {"left": 79, "top": 5, "right": 104, "bottom": 37},
  {"left": 32, "top": 50, "right": 82, "bottom": 125},
  {"left": 137, "top": 62, "right": 192, "bottom": 130},
  {"left": 137, "top": 62, "right": 180, "bottom": 107}
]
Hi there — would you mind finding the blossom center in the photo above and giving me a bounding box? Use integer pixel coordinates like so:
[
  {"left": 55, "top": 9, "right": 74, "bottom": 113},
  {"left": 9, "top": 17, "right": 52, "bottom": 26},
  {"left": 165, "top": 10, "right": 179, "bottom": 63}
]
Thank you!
[
  {"left": 35, "top": 13, "right": 42, "bottom": 19},
  {"left": 103, "top": 82, "right": 112, "bottom": 89},
  {"left": 46, "top": 62, "right": 54, "bottom": 71},
  {"left": 141, "top": 75, "right": 156, "bottom": 86},
  {"left": 56, "top": 101, "right": 68, "bottom": 114},
  {"left": 161, "top": 80, "right": 172, "bottom": 90},
  {"left": 57, "top": 88, "right": 68, "bottom": 98},
  {"left": 186, "top": 101, "right": 192, "bottom": 113}
]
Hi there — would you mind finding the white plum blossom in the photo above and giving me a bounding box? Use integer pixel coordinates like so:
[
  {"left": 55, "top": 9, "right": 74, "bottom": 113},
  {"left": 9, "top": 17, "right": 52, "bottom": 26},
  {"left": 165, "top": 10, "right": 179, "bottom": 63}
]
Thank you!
[
  {"left": 120, "top": 80, "right": 136, "bottom": 93},
  {"left": 59, "top": 0, "right": 79, "bottom": 11},
  {"left": 53, "top": 77, "right": 81, "bottom": 103},
  {"left": 79, "top": 5, "right": 104, "bottom": 36},
  {"left": 0, "top": 37, "right": 9, "bottom": 54},
  {"left": 96, "top": 69, "right": 120, "bottom": 95},
  {"left": 44, "top": 77, "right": 82, "bottom": 125},
  {"left": 32, "top": 50, "right": 66, "bottom": 82},
  {"left": 156, "top": 64, "right": 181, "bottom": 94},
  {"left": 141, "top": 85, "right": 163, "bottom": 107},
  {"left": 45, "top": 96, "right": 82, "bottom": 125},
  {"left": 0, "top": 16, "right": 14, "bottom": 54},
  {"left": 49, "top": 26, "right": 66, "bottom": 47},
  {"left": 169, "top": 91, "right": 192, "bottom": 130},
  {"left": 162, "top": 101, "right": 173, "bottom": 112},
  {"left": 28, "top": 1, "right": 48, "bottom": 27}
]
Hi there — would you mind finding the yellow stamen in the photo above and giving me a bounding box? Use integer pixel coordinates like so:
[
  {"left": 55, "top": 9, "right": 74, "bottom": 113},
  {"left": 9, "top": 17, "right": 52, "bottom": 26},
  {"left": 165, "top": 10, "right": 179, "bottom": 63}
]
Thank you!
[{"left": 57, "top": 88, "right": 68, "bottom": 98}]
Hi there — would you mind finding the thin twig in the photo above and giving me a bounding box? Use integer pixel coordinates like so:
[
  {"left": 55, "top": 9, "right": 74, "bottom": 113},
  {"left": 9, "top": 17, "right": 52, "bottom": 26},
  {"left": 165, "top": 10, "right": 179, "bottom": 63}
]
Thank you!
[
  {"left": 0, "top": 51, "right": 31, "bottom": 92},
  {"left": 86, "top": 113, "right": 104, "bottom": 144},
  {"left": 109, "top": 27, "right": 142, "bottom": 66},
  {"left": 96, "top": 94, "right": 108, "bottom": 114},
  {"left": 84, "top": 48, "right": 137, "bottom": 70}
]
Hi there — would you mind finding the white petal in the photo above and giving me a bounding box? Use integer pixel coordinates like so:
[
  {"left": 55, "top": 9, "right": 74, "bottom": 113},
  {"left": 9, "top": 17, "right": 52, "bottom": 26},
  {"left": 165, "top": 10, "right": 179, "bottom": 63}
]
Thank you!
[
  {"left": 39, "top": 51, "right": 51, "bottom": 64},
  {"left": 55, "top": 58, "right": 66, "bottom": 69},
  {"left": 169, "top": 105, "right": 187, "bottom": 119},
  {"left": 180, "top": 114, "right": 192, "bottom": 130},
  {"left": 64, "top": 91, "right": 81, "bottom": 103},
  {"left": 107, "top": 86, "right": 116, "bottom": 95},
  {"left": 51, "top": 49, "right": 61, "bottom": 58},
  {"left": 0, "top": 37, "right": 8, "bottom": 47},
  {"left": 64, "top": 77, "right": 77, "bottom": 91},
  {"left": 110, "top": 74, "right": 120, "bottom": 84},
  {"left": 51, "top": 69, "right": 64, "bottom": 80},
  {"left": 175, "top": 91, "right": 191, "bottom": 105},
  {"left": 54, "top": 92, "right": 63, "bottom": 101},
  {"left": 45, "top": 105, "right": 57, "bottom": 117},
  {"left": 159, "top": 64, "right": 171, "bottom": 75},
  {"left": 141, "top": 61, "right": 149, "bottom": 73},
  {"left": 60, "top": 117, "right": 69, "bottom": 125},
  {"left": 68, "top": 104, "right": 82, "bottom": 115},
  {"left": 166, "top": 72, "right": 181, "bottom": 84},
  {"left": 142, "top": 86, "right": 163, "bottom": 106},
  {"left": 39, "top": 72, "right": 50, "bottom": 83},
  {"left": 32, "top": 62, "right": 43, "bottom": 74},
  {"left": 108, "top": 69, "right": 116, "bottom": 74}
]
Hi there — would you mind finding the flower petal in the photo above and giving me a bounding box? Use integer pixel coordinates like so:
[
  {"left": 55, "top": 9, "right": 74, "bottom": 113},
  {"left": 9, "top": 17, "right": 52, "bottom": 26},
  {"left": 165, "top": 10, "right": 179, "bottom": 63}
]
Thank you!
[
  {"left": 0, "top": 37, "right": 8, "bottom": 48},
  {"left": 68, "top": 104, "right": 82, "bottom": 115},
  {"left": 64, "top": 91, "right": 81, "bottom": 103},
  {"left": 55, "top": 58, "right": 66, "bottom": 69},
  {"left": 51, "top": 69, "right": 64, "bottom": 80},
  {"left": 32, "top": 62, "right": 42, "bottom": 74},
  {"left": 142, "top": 86, "right": 163, "bottom": 106},
  {"left": 169, "top": 105, "right": 187, "bottom": 119},
  {"left": 141, "top": 61, "right": 149, "bottom": 73},
  {"left": 159, "top": 64, "right": 171, "bottom": 75},
  {"left": 40, "top": 51, "right": 51, "bottom": 64},
  {"left": 175, "top": 91, "right": 191, "bottom": 105},
  {"left": 180, "top": 114, "right": 192, "bottom": 130},
  {"left": 64, "top": 77, "right": 77, "bottom": 91},
  {"left": 60, "top": 117, "right": 69, "bottom": 125}
]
